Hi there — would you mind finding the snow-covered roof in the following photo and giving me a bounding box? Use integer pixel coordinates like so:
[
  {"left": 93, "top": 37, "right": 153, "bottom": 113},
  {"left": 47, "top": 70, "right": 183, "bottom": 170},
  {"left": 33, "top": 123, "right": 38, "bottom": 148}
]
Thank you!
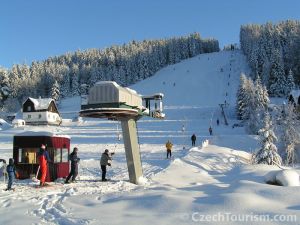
[
  {"left": 125, "top": 87, "right": 138, "bottom": 95},
  {"left": 142, "top": 93, "right": 164, "bottom": 99},
  {"left": 14, "top": 131, "right": 70, "bottom": 139},
  {"left": 27, "top": 97, "right": 54, "bottom": 110},
  {"left": 95, "top": 81, "right": 119, "bottom": 87}
]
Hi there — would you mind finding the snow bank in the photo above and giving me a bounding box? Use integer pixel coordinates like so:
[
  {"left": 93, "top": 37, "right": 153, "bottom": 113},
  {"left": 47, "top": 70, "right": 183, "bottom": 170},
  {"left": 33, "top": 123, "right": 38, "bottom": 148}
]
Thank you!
[
  {"left": 275, "top": 169, "right": 300, "bottom": 186},
  {"left": 265, "top": 169, "right": 300, "bottom": 186},
  {"left": 202, "top": 139, "right": 209, "bottom": 148},
  {"left": 137, "top": 176, "right": 149, "bottom": 185}
]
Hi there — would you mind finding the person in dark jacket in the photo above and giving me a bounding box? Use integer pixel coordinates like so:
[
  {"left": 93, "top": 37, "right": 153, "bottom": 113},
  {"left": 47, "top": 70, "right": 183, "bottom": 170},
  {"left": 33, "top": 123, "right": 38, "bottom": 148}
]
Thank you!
[
  {"left": 6, "top": 158, "right": 17, "bottom": 191},
  {"left": 65, "top": 147, "right": 80, "bottom": 183},
  {"left": 100, "top": 149, "right": 114, "bottom": 181},
  {"left": 191, "top": 134, "right": 196, "bottom": 146},
  {"left": 209, "top": 126, "right": 213, "bottom": 135},
  {"left": 38, "top": 144, "right": 51, "bottom": 186}
]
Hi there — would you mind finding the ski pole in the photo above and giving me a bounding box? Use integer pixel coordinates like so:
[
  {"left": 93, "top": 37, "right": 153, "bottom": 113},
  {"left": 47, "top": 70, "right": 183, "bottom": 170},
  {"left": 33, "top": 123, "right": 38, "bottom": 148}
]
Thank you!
[{"left": 35, "top": 165, "right": 40, "bottom": 179}]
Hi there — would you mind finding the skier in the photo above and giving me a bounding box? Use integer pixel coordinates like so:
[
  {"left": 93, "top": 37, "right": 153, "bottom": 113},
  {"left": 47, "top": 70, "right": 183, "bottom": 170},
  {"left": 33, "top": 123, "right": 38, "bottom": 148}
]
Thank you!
[
  {"left": 181, "top": 125, "right": 185, "bottom": 133},
  {"left": 165, "top": 140, "right": 173, "bottom": 159},
  {"left": 38, "top": 144, "right": 51, "bottom": 186},
  {"left": 217, "top": 119, "right": 219, "bottom": 126},
  {"left": 209, "top": 126, "right": 213, "bottom": 135},
  {"left": 65, "top": 147, "right": 80, "bottom": 184},
  {"left": 191, "top": 134, "right": 196, "bottom": 146},
  {"left": 6, "top": 158, "right": 17, "bottom": 191},
  {"left": 100, "top": 149, "right": 114, "bottom": 181}
]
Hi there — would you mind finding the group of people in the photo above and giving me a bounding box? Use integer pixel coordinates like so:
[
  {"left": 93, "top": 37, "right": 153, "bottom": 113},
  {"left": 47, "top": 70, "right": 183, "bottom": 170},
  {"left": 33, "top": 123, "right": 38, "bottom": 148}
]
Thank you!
[
  {"left": 164, "top": 133, "right": 196, "bottom": 159},
  {"left": 2, "top": 145, "right": 115, "bottom": 191},
  {"left": 165, "top": 120, "right": 222, "bottom": 158},
  {"left": 64, "top": 147, "right": 115, "bottom": 183},
  {"left": 1, "top": 158, "right": 17, "bottom": 191}
]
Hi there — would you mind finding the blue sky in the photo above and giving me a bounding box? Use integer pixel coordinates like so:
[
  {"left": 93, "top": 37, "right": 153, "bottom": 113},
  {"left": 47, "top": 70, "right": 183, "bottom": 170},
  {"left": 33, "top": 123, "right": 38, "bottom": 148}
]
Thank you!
[{"left": 1, "top": 0, "right": 300, "bottom": 68}]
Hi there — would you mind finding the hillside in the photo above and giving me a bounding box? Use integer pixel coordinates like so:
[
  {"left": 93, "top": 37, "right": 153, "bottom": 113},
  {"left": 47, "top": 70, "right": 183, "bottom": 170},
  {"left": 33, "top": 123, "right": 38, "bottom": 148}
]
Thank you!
[{"left": 132, "top": 50, "right": 250, "bottom": 107}]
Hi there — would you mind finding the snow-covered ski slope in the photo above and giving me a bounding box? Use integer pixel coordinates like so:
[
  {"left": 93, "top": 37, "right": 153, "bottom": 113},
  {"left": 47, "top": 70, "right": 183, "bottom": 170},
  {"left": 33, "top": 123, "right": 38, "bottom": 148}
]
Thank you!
[
  {"left": 1, "top": 50, "right": 300, "bottom": 225},
  {"left": 132, "top": 50, "right": 250, "bottom": 107}
]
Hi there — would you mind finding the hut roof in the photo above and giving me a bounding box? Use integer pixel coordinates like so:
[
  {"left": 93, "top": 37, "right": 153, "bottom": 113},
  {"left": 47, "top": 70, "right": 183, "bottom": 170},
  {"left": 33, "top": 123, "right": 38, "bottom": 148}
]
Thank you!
[
  {"left": 14, "top": 131, "right": 70, "bottom": 139},
  {"left": 27, "top": 97, "right": 54, "bottom": 110}
]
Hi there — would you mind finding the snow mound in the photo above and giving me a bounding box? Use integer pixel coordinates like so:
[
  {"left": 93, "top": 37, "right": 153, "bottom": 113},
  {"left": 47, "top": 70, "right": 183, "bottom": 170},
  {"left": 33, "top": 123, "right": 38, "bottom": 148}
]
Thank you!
[
  {"left": 275, "top": 169, "right": 300, "bottom": 186},
  {"left": 265, "top": 169, "right": 300, "bottom": 186},
  {"left": 137, "top": 176, "right": 149, "bottom": 185},
  {"left": 202, "top": 139, "right": 209, "bottom": 148}
]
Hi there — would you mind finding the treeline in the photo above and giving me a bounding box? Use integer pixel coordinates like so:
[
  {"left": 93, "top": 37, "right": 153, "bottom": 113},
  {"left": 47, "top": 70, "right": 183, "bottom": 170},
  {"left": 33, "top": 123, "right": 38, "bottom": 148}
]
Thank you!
[
  {"left": 0, "top": 33, "right": 219, "bottom": 112},
  {"left": 240, "top": 20, "right": 300, "bottom": 97},
  {"left": 237, "top": 74, "right": 300, "bottom": 165}
]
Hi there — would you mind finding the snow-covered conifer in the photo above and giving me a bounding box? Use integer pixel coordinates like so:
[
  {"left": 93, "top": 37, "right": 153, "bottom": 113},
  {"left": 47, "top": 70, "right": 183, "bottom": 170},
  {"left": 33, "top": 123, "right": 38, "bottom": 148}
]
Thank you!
[
  {"left": 236, "top": 73, "right": 248, "bottom": 120},
  {"left": 51, "top": 80, "right": 60, "bottom": 102},
  {"left": 279, "top": 103, "right": 300, "bottom": 165},
  {"left": 253, "top": 112, "right": 282, "bottom": 165},
  {"left": 269, "top": 49, "right": 287, "bottom": 97},
  {"left": 285, "top": 69, "right": 295, "bottom": 96}
]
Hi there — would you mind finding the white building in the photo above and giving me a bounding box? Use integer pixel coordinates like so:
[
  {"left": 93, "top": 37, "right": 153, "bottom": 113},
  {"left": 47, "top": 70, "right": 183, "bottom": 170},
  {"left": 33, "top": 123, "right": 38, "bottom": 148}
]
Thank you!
[{"left": 22, "top": 97, "right": 62, "bottom": 126}]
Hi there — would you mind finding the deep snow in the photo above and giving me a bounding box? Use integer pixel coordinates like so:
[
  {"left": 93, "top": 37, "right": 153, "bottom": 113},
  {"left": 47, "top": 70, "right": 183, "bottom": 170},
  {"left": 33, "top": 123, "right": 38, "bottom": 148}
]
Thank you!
[{"left": 0, "top": 50, "right": 299, "bottom": 225}]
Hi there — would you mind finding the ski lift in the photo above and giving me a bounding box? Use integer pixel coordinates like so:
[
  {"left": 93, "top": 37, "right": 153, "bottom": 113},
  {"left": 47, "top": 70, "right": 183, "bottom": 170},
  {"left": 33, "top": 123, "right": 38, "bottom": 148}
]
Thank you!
[{"left": 142, "top": 93, "right": 165, "bottom": 119}]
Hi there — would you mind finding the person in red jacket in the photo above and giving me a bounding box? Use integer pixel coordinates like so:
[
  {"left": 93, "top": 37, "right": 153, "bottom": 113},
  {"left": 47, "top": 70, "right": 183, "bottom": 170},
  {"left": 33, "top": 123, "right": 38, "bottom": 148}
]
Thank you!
[{"left": 38, "top": 144, "right": 51, "bottom": 186}]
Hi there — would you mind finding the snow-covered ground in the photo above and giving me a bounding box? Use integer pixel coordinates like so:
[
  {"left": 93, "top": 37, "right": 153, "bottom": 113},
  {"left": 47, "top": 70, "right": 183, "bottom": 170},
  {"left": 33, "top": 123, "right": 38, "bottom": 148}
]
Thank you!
[{"left": 1, "top": 50, "right": 299, "bottom": 225}]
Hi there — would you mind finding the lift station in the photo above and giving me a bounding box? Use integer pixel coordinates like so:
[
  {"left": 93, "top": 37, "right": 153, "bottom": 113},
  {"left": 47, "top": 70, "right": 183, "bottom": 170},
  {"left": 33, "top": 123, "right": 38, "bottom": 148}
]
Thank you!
[{"left": 79, "top": 81, "right": 164, "bottom": 184}]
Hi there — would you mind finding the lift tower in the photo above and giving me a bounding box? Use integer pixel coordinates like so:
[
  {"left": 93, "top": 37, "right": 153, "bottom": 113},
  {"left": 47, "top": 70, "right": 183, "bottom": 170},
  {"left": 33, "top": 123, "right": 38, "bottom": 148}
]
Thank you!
[{"left": 80, "top": 81, "right": 164, "bottom": 184}]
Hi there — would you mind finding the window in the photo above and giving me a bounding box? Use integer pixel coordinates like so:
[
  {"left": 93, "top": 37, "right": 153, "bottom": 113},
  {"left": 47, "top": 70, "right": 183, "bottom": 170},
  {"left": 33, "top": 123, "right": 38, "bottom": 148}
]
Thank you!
[
  {"left": 27, "top": 106, "right": 32, "bottom": 111},
  {"left": 54, "top": 148, "right": 61, "bottom": 163},
  {"left": 18, "top": 148, "right": 38, "bottom": 164},
  {"left": 62, "top": 148, "right": 69, "bottom": 162},
  {"left": 28, "top": 115, "right": 31, "bottom": 119},
  {"left": 18, "top": 148, "right": 22, "bottom": 163}
]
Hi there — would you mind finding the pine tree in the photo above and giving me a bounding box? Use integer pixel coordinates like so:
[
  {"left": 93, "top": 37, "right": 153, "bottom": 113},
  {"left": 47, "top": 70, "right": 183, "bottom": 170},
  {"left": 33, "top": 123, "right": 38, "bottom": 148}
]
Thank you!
[
  {"left": 269, "top": 49, "right": 287, "bottom": 97},
  {"left": 285, "top": 69, "right": 295, "bottom": 96},
  {"left": 0, "top": 68, "right": 10, "bottom": 107},
  {"left": 241, "top": 77, "right": 255, "bottom": 122},
  {"left": 247, "top": 76, "right": 270, "bottom": 134},
  {"left": 253, "top": 112, "right": 282, "bottom": 165},
  {"left": 280, "top": 103, "right": 300, "bottom": 165},
  {"left": 51, "top": 80, "right": 60, "bottom": 102},
  {"left": 254, "top": 76, "right": 269, "bottom": 110},
  {"left": 236, "top": 73, "right": 248, "bottom": 120}
]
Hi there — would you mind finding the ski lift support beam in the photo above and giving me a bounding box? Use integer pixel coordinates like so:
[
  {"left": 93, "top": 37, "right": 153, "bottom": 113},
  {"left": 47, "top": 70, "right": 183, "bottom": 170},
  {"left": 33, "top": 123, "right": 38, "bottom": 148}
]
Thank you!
[{"left": 219, "top": 103, "right": 229, "bottom": 126}]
